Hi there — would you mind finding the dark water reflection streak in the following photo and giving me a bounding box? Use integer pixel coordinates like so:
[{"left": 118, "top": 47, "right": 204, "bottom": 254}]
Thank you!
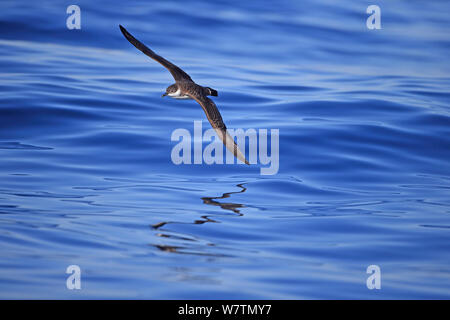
[{"left": 151, "top": 183, "right": 247, "bottom": 255}]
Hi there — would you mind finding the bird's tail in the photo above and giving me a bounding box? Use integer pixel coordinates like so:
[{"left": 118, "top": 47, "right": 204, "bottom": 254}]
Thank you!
[
  {"left": 214, "top": 128, "right": 250, "bottom": 165},
  {"left": 206, "top": 87, "right": 218, "bottom": 97}
]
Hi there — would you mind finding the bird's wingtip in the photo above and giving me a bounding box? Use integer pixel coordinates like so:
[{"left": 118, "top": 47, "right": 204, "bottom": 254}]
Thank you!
[{"left": 119, "top": 25, "right": 128, "bottom": 35}]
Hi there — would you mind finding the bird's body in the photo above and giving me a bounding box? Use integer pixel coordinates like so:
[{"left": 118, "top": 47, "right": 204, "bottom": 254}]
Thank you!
[
  {"left": 164, "top": 82, "right": 216, "bottom": 100},
  {"left": 119, "top": 25, "right": 248, "bottom": 165}
]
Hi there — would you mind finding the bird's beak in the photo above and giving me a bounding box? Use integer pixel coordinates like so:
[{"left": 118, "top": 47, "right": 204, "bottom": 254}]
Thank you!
[{"left": 162, "top": 93, "right": 167, "bottom": 97}]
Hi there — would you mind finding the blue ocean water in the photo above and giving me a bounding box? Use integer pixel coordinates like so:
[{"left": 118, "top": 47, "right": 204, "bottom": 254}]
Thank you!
[{"left": 1, "top": 0, "right": 450, "bottom": 299}]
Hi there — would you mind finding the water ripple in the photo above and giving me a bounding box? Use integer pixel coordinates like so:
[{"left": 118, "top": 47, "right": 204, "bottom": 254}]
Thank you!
[{"left": 0, "top": 0, "right": 449, "bottom": 299}]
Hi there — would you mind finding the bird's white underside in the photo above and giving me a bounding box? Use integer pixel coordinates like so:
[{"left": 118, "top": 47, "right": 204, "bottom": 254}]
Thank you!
[{"left": 168, "top": 88, "right": 192, "bottom": 99}]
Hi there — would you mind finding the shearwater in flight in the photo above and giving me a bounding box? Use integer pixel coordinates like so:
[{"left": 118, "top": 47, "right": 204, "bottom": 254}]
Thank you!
[{"left": 119, "top": 25, "right": 249, "bottom": 165}]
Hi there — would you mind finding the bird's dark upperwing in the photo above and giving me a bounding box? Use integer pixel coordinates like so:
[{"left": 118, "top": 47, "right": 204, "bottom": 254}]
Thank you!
[
  {"left": 188, "top": 93, "right": 249, "bottom": 165},
  {"left": 119, "top": 25, "right": 192, "bottom": 82}
]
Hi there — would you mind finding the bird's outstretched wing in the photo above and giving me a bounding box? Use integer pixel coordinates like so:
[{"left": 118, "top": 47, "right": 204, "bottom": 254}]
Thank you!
[
  {"left": 119, "top": 25, "right": 192, "bottom": 82},
  {"left": 188, "top": 93, "right": 249, "bottom": 165}
]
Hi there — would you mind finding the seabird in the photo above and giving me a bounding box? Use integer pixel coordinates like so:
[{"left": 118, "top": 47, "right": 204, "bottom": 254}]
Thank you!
[{"left": 119, "top": 25, "right": 249, "bottom": 165}]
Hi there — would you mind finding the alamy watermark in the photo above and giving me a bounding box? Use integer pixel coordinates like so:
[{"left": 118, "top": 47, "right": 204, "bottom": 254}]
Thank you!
[
  {"left": 66, "top": 264, "right": 81, "bottom": 290},
  {"left": 366, "top": 5, "right": 381, "bottom": 30},
  {"left": 366, "top": 265, "right": 381, "bottom": 289},
  {"left": 66, "top": 5, "right": 81, "bottom": 30},
  {"left": 171, "top": 121, "right": 279, "bottom": 175}
]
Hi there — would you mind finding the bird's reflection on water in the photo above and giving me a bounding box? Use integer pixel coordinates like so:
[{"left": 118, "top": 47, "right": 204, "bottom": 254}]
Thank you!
[
  {"left": 151, "top": 184, "right": 247, "bottom": 255},
  {"left": 201, "top": 183, "right": 246, "bottom": 215}
]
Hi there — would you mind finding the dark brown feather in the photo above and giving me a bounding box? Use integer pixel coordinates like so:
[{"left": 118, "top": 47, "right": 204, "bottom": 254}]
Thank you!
[
  {"left": 119, "top": 25, "right": 192, "bottom": 82},
  {"left": 190, "top": 94, "right": 226, "bottom": 131},
  {"left": 186, "top": 90, "right": 250, "bottom": 165}
]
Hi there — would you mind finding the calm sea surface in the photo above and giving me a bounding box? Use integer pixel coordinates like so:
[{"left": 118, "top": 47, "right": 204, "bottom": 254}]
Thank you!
[{"left": 1, "top": 0, "right": 450, "bottom": 299}]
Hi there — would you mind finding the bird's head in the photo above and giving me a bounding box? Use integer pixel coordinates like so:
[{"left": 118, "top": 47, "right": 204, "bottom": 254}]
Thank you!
[{"left": 162, "top": 84, "right": 178, "bottom": 97}]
